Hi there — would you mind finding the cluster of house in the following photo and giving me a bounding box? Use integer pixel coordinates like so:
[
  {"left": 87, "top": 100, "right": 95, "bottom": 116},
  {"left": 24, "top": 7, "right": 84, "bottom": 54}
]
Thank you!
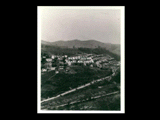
[
  {"left": 93, "top": 55, "right": 120, "bottom": 70},
  {"left": 41, "top": 53, "right": 120, "bottom": 73},
  {"left": 41, "top": 54, "right": 68, "bottom": 73},
  {"left": 65, "top": 56, "right": 94, "bottom": 66},
  {"left": 41, "top": 54, "right": 96, "bottom": 73}
]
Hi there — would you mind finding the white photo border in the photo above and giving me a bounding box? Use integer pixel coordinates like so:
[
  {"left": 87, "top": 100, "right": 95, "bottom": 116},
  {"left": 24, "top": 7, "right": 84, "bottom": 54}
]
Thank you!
[{"left": 37, "top": 6, "right": 125, "bottom": 113}]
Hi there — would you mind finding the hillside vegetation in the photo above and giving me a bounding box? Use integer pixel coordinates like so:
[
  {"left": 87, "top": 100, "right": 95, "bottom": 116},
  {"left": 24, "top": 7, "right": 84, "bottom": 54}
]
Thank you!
[
  {"left": 41, "top": 40, "right": 120, "bottom": 56},
  {"left": 41, "top": 66, "right": 112, "bottom": 98},
  {"left": 41, "top": 44, "right": 120, "bottom": 61}
]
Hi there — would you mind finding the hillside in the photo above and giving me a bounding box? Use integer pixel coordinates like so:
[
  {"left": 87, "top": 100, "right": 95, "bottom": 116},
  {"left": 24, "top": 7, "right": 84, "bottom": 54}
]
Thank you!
[{"left": 41, "top": 40, "right": 120, "bottom": 56}]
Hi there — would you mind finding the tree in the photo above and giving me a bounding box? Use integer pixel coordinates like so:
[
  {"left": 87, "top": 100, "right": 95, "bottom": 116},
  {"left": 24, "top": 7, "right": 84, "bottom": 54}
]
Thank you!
[
  {"left": 95, "top": 98, "right": 110, "bottom": 110},
  {"left": 62, "top": 57, "right": 66, "bottom": 63},
  {"left": 64, "top": 63, "right": 67, "bottom": 70},
  {"left": 111, "top": 68, "right": 120, "bottom": 83}
]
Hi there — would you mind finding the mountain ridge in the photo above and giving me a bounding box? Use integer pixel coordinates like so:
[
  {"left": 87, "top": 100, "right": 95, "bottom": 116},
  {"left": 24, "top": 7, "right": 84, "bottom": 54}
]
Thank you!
[
  {"left": 41, "top": 40, "right": 120, "bottom": 56},
  {"left": 41, "top": 39, "right": 115, "bottom": 44}
]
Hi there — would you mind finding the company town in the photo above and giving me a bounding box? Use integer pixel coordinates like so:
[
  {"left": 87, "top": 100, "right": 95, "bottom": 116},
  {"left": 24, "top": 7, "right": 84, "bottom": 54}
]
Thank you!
[{"left": 41, "top": 53, "right": 120, "bottom": 74}]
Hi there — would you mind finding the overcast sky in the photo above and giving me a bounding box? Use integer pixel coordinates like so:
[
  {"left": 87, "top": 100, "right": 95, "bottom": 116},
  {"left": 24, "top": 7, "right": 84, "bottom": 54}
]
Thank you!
[{"left": 39, "top": 7, "right": 121, "bottom": 44}]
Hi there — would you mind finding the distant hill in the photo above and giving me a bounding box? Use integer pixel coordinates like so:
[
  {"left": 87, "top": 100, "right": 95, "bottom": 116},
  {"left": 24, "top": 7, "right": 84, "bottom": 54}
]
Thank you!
[
  {"left": 41, "top": 40, "right": 52, "bottom": 45},
  {"left": 41, "top": 40, "right": 120, "bottom": 56}
]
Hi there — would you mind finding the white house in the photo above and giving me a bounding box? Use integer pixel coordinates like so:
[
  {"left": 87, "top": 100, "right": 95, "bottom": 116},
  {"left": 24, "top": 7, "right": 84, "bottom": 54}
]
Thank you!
[
  {"left": 51, "top": 55, "right": 55, "bottom": 59},
  {"left": 46, "top": 58, "right": 52, "bottom": 62},
  {"left": 97, "top": 64, "right": 102, "bottom": 68},
  {"left": 68, "top": 61, "right": 72, "bottom": 66},
  {"left": 55, "top": 71, "right": 59, "bottom": 74},
  {"left": 50, "top": 67, "right": 56, "bottom": 70},
  {"left": 90, "top": 59, "right": 94, "bottom": 63},
  {"left": 71, "top": 60, "right": 76, "bottom": 63},
  {"left": 90, "top": 64, "right": 93, "bottom": 67},
  {"left": 77, "top": 60, "right": 83, "bottom": 63},
  {"left": 87, "top": 57, "right": 92, "bottom": 60},
  {"left": 42, "top": 68, "right": 47, "bottom": 72}
]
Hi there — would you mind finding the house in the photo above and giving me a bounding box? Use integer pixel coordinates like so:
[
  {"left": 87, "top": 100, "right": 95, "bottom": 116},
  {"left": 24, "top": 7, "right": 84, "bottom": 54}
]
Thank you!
[
  {"left": 77, "top": 60, "right": 83, "bottom": 63},
  {"left": 95, "top": 61, "right": 100, "bottom": 65},
  {"left": 55, "top": 71, "right": 59, "bottom": 74},
  {"left": 65, "top": 67, "right": 70, "bottom": 72},
  {"left": 42, "top": 68, "right": 47, "bottom": 72},
  {"left": 64, "top": 55, "right": 68, "bottom": 58},
  {"left": 58, "top": 57, "right": 63, "bottom": 61},
  {"left": 50, "top": 67, "right": 56, "bottom": 70},
  {"left": 102, "top": 63, "right": 109, "bottom": 69},
  {"left": 90, "top": 64, "right": 93, "bottom": 67},
  {"left": 116, "top": 63, "right": 120, "bottom": 66},
  {"left": 59, "top": 61, "right": 64, "bottom": 65},
  {"left": 87, "top": 57, "right": 92, "bottom": 60},
  {"left": 46, "top": 58, "right": 52, "bottom": 62},
  {"left": 51, "top": 55, "right": 55, "bottom": 59},
  {"left": 68, "top": 57, "right": 72, "bottom": 60},
  {"left": 102, "top": 59, "right": 108, "bottom": 62},
  {"left": 59, "top": 66, "right": 64, "bottom": 69},
  {"left": 71, "top": 60, "right": 76, "bottom": 63},
  {"left": 97, "top": 64, "right": 102, "bottom": 68},
  {"left": 89, "top": 59, "right": 94, "bottom": 63},
  {"left": 67, "top": 61, "right": 72, "bottom": 66},
  {"left": 102, "top": 63, "right": 109, "bottom": 67},
  {"left": 43, "top": 62, "right": 52, "bottom": 69}
]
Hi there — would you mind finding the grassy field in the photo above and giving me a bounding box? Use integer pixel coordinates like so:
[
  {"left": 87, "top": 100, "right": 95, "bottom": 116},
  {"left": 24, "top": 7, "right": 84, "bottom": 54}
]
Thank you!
[
  {"left": 41, "top": 77, "right": 120, "bottom": 110},
  {"left": 41, "top": 66, "right": 112, "bottom": 99},
  {"left": 67, "top": 93, "right": 120, "bottom": 110},
  {"left": 41, "top": 66, "right": 121, "bottom": 110}
]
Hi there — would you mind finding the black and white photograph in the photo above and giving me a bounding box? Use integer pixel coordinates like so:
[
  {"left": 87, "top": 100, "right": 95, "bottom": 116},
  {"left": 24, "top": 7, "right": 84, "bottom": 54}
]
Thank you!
[{"left": 37, "top": 6, "right": 125, "bottom": 113}]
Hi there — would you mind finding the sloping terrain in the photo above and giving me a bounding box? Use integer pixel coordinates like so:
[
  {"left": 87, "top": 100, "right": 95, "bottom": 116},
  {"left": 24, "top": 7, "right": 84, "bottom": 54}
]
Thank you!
[{"left": 41, "top": 40, "right": 120, "bottom": 56}]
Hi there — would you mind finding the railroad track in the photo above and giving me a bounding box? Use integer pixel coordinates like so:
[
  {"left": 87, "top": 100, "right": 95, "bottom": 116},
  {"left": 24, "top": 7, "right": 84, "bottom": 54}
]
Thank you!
[
  {"left": 41, "top": 75, "right": 113, "bottom": 103},
  {"left": 42, "top": 90, "right": 120, "bottom": 110}
]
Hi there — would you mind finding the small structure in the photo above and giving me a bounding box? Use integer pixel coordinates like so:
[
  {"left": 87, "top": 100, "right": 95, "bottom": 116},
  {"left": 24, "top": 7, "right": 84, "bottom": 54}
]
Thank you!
[
  {"left": 59, "top": 66, "right": 64, "bottom": 70},
  {"left": 46, "top": 58, "right": 52, "bottom": 62},
  {"left": 46, "top": 62, "right": 52, "bottom": 69},
  {"left": 55, "top": 71, "right": 59, "bottom": 74},
  {"left": 50, "top": 67, "right": 56, "bottom": 70},
  {"left": 97, "top": 64, "right": 102, "bottom": 68},
  {"left": 59, "top": 61, "right": 64, "bottom": 65},
  {"left": 90, "top": 64, "right": 93, "bottom": 67},
  {"left": 58, "top": 57, "right": 63, "bottom": 60},
  {"left": 98, "top": 86, "right": 103, "bottom": 89},
  {"left": 64, "top": 55, "right": 68, "bottom": 58},
  {"left": 42, "top": 68, "right": 47, "bottom": 72},
  {"left": 102, "top": 63, "right": 109, "bottom": 68},
  {"left": 67, "top": 61, "right": 72, "bottom": 66},
  {"left": 51, "top": 55, "right": 55, "bottom": 59}
]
